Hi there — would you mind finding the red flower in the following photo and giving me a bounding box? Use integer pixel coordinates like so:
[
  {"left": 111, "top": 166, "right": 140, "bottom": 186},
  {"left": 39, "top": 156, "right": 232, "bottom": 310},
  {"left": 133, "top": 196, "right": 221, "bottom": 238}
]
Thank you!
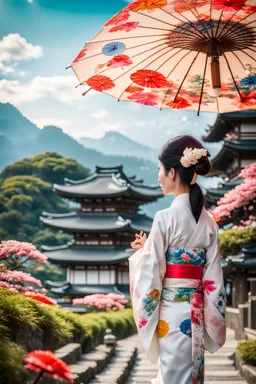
[
  {"left": 127, "top": 0, "right": 168, "bottom": 12},
  {"left": 86, "top": 75, "right": 115, "bottom": 92},
  {"left": 105, "top": 10, "right": 130, "bottom": 26},
  {"left": 190, "top": 293, "right": 203, "bottom": 309},
  {"left": 130, "top": 69, "right": 169, "bottom": 88},
  {"left": 24, "top": 292, "right": 57, "bottom": 305},
  {"left": 107, "top": 54, "right": 133, "bottom": 68},
  {"left": 128, "top": 91, "right": 161, "bottom": 106},
  {"left": 125, "top": 85, "right": 144, "bottom": 93},
  {"left": 24, "top": 350, "right": 74, "bottom": 382},
  {"left": 212, "top": 0, "right": 246, "bottom": 12},
  {"left": 203, "top": 280, "right": 216, "bottom": 295},
  {"left": 165, "top": 96, "right": 191, "bottom": 109},
  {"left": 173, "top": 0, "right": 210, "bottom": 13},
  {"left": 72, "top": 48, "right": 87, "bottom": 63},
  {"left": 109, "top": 22, "right": 139, "bottom": 33},
  {"left": 232, "top": 92, "right": 256, "bottom": 109}
]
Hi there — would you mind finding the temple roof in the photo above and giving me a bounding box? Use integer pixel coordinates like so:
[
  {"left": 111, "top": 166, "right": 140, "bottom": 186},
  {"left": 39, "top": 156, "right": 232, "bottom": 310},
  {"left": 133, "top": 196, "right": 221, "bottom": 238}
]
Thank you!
[
  {"left": 40, "top": 212, "right": 153, "bottom": 233},
  {"left": 206, "top": 177, "right": 243, "bottom": 204},
  {"left": 222, "top": 243, "right": 256, "bottom": 272},
  {"left": 46, "top": 282, "right": 130, "bottom": 297},
  {"left": 210, "top": 140, "right": 256, "bottom": 176},
  {"left": 54, "top": 165, "right": 162, "bottom": 201},
  {"left": 203, "top": 110, "right": 256, "bottom": 142},
  {"left": 42, "top": 244, "right": 133, "bottom": 265}
]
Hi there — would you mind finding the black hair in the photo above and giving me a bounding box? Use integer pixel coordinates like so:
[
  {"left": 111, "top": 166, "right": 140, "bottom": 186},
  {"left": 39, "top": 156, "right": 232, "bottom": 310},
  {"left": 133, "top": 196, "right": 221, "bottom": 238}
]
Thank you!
[{"left": 158, "top": 135, "right": 211, "bottom": 222}]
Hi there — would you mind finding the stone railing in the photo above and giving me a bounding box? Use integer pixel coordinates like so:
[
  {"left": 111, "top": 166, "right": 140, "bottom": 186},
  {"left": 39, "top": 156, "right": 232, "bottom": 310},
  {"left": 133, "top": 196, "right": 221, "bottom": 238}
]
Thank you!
[{"left": 226, "top": 304, "right": 248, "bottom": 339}]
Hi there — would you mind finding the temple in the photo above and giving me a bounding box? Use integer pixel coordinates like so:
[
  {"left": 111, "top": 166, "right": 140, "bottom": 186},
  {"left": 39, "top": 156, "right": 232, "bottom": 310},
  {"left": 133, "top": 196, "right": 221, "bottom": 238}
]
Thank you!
[
  {"left": 41, "top": 165, "right": 163, "bottom": 301},
  {"left": 202, "top": 111, "right": 256, "bottom": 324}
]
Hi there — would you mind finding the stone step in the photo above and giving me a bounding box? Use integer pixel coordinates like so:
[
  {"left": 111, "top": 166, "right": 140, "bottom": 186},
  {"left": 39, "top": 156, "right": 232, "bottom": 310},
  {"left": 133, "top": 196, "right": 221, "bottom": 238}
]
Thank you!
[
  {"left": 55, "top": 343, "right": 82, "bottom": 365},
  {"left": 90, "top": 343, "right": 137, "bottom": 384}
]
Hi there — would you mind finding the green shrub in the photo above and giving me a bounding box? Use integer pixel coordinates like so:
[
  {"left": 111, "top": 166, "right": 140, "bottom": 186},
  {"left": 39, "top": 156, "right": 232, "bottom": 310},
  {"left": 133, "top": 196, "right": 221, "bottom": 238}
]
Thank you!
[
  {"left": 237, "top": 340, "right": 256, "bottom": 366},
  {"left": 0, "top": 340, "right": 28, "bottom": 384},
  {"left": 219, "top": 226, "right": 256, "bottom": 257},
  {"left": 0, "top": 289, "right": 136, "bottom": 346}
]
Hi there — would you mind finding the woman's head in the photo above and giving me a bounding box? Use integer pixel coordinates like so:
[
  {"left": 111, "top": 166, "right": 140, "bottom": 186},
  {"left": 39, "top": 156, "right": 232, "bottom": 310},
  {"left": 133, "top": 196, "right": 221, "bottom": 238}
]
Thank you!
[{"left": 158, "top": 135, "right": 211, "bottom": 222}]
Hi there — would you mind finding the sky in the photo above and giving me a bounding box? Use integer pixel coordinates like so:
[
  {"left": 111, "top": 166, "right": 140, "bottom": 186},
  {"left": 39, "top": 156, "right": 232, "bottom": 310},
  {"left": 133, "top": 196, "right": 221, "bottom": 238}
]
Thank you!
[{"left": 0, "top": 0, "right": 219, "bottom": 150}]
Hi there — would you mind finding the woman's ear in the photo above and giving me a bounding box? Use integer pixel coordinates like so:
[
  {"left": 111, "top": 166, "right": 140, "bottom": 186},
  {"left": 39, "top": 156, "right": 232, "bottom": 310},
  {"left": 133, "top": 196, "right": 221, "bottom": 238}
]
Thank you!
[{"left": 168, "top": 168, "right": 175, "bottom": 180}]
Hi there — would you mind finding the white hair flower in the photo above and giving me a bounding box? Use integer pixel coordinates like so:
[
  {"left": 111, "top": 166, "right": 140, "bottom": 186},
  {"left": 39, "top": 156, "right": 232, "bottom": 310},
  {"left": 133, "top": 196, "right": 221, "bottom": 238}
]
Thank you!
[{"left": 180, "top": 147, "right": 208, "bottom": 168}]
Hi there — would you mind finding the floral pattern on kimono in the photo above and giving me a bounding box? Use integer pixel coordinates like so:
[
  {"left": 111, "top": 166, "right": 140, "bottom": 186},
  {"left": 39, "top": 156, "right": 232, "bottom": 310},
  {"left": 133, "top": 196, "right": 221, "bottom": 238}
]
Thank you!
[
  {"left": 129, "top": 211, "right": 167, "bottom": 363},
  {"left": 129, "top": 195, "right": 226, "bottom": 384}
]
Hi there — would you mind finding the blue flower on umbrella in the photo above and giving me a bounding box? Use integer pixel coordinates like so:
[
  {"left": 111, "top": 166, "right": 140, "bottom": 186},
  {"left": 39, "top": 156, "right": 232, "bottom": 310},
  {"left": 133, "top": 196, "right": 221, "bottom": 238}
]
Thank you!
[
  {"left": 240, "top": 75, "right": 256, "bottom": 88},
  {"left": 102, "top": 41, "right": 126, "bottom": 56}
]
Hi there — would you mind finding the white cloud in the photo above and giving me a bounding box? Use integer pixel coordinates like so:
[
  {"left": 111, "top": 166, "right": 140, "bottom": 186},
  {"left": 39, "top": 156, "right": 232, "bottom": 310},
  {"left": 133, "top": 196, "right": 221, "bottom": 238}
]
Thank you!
[
  {"left": 76, "top": 123, "right": 124, "bottom": 139},
  {"left": 0, "top": 62, "right": 14, "bottom": 74},
  {"left": 0, "top": 33, "right": 43, "bottom": 63},
  {"left": 181, "top": 116, "right": 188, "bottom": 122},
  {"left": 0, "top": 76, "right": 90, "bottom": 105},
  {"left": 31, "top": 118, "right": 72, "bottom": 130},
  {"left": 89, "top": 109, "right": 109, "bottom": 119},
  {"left": 0, "top": 33, "right": 43, "bottom": 75}
]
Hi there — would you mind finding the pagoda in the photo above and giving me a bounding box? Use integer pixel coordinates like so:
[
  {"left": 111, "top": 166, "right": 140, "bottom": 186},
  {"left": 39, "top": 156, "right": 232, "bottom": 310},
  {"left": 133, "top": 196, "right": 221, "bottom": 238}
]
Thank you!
[
  {"left": 202, "top": 111, "right": 256, "bottom": 309},
  {"left": 203, "top": 110, "right": 256, "bottom": 211},
  {"left": 41, "top": 165, "right": 163, "bottom": 301},
  {"left": 203, "top": 110, "right": 256, "bottom": 180}
]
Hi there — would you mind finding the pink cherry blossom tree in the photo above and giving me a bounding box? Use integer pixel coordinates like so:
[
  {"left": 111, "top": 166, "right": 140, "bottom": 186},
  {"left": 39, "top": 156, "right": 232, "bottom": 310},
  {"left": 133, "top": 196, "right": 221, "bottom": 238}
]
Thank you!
[
  {"left": 73, "top": 293, "right": 128, "bottom": 312},
  {"left": 212, "top": 163, "right": 256, "bottom": 226},
  {"left": 0, "top": 240, "right": 47, "bottom": 293}
]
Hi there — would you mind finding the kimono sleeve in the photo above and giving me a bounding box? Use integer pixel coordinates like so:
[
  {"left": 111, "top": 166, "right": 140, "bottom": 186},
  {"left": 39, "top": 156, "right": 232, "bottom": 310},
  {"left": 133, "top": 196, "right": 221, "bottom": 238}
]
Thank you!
[
  {"left": 128, "top": 211, "right": 167, "bottom": 364},
  {"left": 203, "top": 222, "right": 226, "bottom": 353}
]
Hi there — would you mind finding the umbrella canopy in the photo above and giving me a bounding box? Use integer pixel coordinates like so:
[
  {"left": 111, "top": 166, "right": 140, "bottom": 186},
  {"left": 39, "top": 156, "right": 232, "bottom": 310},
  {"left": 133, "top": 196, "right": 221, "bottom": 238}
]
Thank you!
[{"left": 68, "top": 0, "right": 256, "bottom": 115}]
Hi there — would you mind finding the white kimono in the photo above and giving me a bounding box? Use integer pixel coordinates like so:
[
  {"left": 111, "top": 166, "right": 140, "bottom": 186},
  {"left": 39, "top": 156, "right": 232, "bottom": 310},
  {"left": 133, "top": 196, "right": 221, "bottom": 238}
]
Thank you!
[{"left": 129, "top": 193, "right": 226, "bottom": 384}]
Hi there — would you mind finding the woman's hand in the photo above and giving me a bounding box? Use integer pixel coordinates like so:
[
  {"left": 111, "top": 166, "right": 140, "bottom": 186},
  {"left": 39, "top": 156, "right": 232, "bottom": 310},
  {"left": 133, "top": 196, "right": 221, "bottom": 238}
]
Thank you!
[{"left": 130, "top": 231, "right": 147, "bottom": 250}]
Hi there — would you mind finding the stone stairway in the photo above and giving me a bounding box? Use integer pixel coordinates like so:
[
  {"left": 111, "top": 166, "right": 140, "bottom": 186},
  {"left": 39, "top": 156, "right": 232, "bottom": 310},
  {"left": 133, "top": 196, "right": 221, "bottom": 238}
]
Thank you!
[
  {"left": 42, "top": 336, "right": 137, "bottom": 384},
  {"left": 126, "top": 329, "right": 248, "bottom": 384}
]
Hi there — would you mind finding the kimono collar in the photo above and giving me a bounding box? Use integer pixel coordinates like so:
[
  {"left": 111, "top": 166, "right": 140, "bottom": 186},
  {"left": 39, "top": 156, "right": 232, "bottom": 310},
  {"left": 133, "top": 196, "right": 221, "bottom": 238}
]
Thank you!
[{"left": 171, "top": 193, "right": 191, "bottom": 209}]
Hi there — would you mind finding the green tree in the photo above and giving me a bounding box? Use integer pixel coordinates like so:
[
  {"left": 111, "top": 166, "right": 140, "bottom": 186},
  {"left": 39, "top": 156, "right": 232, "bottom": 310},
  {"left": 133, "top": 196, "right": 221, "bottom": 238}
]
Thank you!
[
  {"left": 0, "top": 211, "right": 22, "bottom": 235},
  {"left": 6, "top": 194, "right": 33, "bottom": 214}
]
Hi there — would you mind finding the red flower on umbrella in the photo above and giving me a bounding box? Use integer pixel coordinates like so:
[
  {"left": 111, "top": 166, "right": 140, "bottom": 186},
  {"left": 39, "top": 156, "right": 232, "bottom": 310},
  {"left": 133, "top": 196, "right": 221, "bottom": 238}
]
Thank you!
[
  {"left": 131, "top": 69, "right": 169, "bottom": 88},
  {"left": 165, "top": 96, "right": 191, "bottom": 109},
  {"left": 232, "top": 92, "right": 256, "bottom": 109},
  {"left": 105, "top": 10, "right": 130, "bottom": 26},
  {"left": 212, "top": 0, "right": 246, "bottom": 12},
  {"left": 107, "top": 54, "right": 133, "bottom": 68},
  {"left": 109, "top": 22, "right": 139, "bottom": 33},
  {"left": 173, "top": 0, "right": 210, "bottom": 13},
  {"left": 125, "top": 85, "right": 144, "bottom": 93},
  {"left": 86, "top": 75, "right": 115, "bottom": 92},
  {"left": 72, "top": 48, "right": 87, "bottom": 63},
  {"left": 24, "top": 292, "right": 57, "bottom": 305},
  {"left": 24, "top": 350, "right": 74, "bottom": 383},
  {"left": 128, "top": 91, "right": 161, "bottom": 106},
  {"left": 127, "top": 0, "right": 168, "bottom": 12}
]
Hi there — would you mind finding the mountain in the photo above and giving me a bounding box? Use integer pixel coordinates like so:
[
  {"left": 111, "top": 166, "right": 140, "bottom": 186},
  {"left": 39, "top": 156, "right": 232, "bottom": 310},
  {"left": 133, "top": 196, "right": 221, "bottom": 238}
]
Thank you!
[
  {"left": 79, "top": 131, "right": 158, "bottom": 162},
  {"left": 0, "top": 103, "right": 159, "bottom": 185}
]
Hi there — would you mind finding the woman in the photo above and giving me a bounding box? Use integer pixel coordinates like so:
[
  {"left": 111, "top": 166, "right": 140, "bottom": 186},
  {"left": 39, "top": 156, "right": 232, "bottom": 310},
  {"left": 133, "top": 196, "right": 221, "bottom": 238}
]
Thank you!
[{"left": 129, "top": 135, "right": 226, "bottom": 384}]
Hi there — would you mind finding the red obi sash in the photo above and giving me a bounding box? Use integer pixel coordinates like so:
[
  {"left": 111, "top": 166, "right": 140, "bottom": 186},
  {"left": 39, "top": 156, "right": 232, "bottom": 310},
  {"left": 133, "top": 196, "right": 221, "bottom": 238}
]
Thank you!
[{"left": 164, "top": 264, "right": 203, "bottom": 280}]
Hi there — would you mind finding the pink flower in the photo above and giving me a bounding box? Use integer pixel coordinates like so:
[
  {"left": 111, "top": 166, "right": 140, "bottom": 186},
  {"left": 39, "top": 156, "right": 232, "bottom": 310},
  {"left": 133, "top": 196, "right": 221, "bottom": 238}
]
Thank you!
[
  {"left": 106, "top": 54, "right": 133, "bottom": 68},
  {"left": 138, "top": 318, "right": 148, "bottom": 329},
  {"left": 127, "top": 91, "right": 161, "bottom": 106},
  {"left": 181, "top": 253, "right": 191, "bottom": 262},
  {"left": 109, "top": 22, "right": 139, "bottom": 33},
  {"left": 0, "top": 269, "right": 42, "bottom": 287},
  {"left": 0, "top": 240, "right": 47, "bottom": 264}
]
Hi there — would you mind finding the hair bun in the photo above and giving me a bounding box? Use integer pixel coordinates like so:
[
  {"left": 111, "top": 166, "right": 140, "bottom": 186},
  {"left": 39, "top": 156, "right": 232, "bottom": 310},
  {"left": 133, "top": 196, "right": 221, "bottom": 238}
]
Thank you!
[{"left": 194, "top": 156, "right": 211, "bottom": 176}]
